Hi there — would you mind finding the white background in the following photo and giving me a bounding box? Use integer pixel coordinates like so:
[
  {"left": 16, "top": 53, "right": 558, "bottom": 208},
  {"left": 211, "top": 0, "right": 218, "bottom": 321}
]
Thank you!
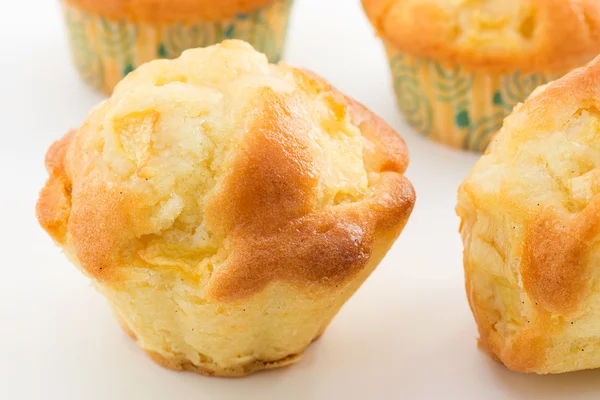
[{"left": 2, "top": 0, "right": 600, "bottom": 399}]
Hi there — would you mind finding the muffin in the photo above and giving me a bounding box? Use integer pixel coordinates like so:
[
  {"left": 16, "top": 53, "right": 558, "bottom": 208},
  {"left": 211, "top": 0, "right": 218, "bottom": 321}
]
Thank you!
[
  {"left": 458, "top": 55, "right": 600, "bottom": 373},
  {"left": 362, "top": 0, "right": 600, "bottom": 152},
  {"left": 37, "top": 40, "right": 416, "bottom": 376},
  {"left": 61, "top": 0, "right": 293, "bottom": 94}
]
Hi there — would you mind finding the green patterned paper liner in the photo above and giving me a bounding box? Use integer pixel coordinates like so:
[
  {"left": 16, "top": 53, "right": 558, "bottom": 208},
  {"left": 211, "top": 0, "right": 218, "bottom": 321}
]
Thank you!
[
  {"left": 386, "top": 46, "right": 565, "bottom": 152},
  {"left": 62, "top": 0, "right": 293, "bottom": 93}
]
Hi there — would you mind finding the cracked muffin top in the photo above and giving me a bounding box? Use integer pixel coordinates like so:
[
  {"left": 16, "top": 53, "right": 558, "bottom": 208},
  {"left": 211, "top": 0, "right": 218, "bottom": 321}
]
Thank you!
[
  {"left": 37, "top": 40, "right": 415, "bottom": 301},
  {"left": 362, "top": 0, "right": 600, "bottom": 71}
]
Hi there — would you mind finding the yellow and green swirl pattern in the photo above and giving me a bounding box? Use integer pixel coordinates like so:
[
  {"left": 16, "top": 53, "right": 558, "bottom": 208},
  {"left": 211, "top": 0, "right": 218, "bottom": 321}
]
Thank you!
[
  {"left": 62, "top": 0, "right": 293, "bottom": 94},
  {"left": 64, "top": 9, "right": 104, "bottom": 91},
  {"left": 385, "top": 43, "right": 564, "bottom": 152}
]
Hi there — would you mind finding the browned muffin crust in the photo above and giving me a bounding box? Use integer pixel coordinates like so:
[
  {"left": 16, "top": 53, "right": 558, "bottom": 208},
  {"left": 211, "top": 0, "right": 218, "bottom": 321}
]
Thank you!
[
  {"left": 362, "top": 0, "right": 600, "bottom": 72},
  {"left": 63, "top": 0, "right": 278, "bottom": 22},
  {"left": 37, "top": 67, "right": 415, "bottom": 302},
  {"left": 459, "top": 55, "right": 600, "bottom": 373}
]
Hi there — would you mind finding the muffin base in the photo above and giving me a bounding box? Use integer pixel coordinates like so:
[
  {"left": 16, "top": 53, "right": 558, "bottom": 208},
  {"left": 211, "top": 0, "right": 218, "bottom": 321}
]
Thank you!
[
  {"left": 384, "top": 42, "right": 565, "bottom": 152},
  {"left": 61, "top": 0, "right": 293, "bottom": 94},
  {"left": 116, "top": 315, "right": 319, "bottom": 377},
  {"left": 145, "top": 348, "right": 302, "bottom": 377}
]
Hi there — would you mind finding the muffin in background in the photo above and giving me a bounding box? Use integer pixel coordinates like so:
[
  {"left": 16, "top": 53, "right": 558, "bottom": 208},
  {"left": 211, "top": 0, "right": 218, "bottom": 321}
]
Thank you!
[
  {"left": 362, "top": 0, "right": 600, "bottom": 152},
  {"left": 61, "top": 0, "right": 293, "bottom": 94},
  {"left": 458, "top": 55, "right": 600, "bottom": 373},
  {"left": 37, "top": 41, "right": 416, "bottom": 376}
]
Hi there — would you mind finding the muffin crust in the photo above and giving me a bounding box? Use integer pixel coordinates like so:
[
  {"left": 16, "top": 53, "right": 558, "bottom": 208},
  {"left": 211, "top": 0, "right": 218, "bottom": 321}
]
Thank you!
[{"left": 362, "top": 0, "right": 600, "bottom": 71}]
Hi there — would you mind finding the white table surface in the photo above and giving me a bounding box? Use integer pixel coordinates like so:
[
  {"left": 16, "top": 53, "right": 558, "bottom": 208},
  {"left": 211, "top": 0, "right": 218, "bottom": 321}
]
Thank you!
[{"left": 3, "top": 1, "right": 600, "bottom": 399}]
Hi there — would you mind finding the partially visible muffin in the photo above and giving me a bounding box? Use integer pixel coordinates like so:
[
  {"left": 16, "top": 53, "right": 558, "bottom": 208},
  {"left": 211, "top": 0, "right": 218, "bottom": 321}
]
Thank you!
[
  {"left": 61, "top": 0, "right": 293, "bottom": 94},
  {"left": 458, "top": 55, "right": 600, "bottom": 373},
  {"left": 37, "top": 40, "right": 415, "bottom": 376},
  {"left": 362, "top": 0, "right": 600, "bottom": 152}
]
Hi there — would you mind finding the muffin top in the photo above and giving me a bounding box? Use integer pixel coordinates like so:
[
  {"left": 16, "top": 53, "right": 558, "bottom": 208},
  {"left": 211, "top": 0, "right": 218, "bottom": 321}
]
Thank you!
[
  {"left": 459, "top": 54, "right": 600, "bottom": 319},
  {"left": 362, "top": 0, "right": 600, "bottom": 72},
  {"left": 37, "top": 40, "right": 415, "bottom": 301},
  {"left": 63, "top": 0, "right": 278, "bottom": 22}
]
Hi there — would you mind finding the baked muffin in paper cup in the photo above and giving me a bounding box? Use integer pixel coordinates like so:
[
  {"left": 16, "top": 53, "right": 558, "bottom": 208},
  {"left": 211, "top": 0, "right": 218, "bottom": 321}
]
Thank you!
[
  {"left": 61, "top": 0, "right": 293, "bottom": 94},
  {"left": 363, "top": 0, "right": 600, "bottom": 152}
]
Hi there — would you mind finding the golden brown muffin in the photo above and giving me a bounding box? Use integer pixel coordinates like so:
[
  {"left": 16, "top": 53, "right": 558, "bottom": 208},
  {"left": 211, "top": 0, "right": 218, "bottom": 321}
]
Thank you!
[
  {"left": 64, "top": 0, "right": 277, "bottom": 22},
  {"left": 37, "top": 40, "right": 416, "bottom": 377},
  {"left": 61, "top": 0, "right": 293, "bottom": 93},
  {"left": 362, "top": 0, "right": 600, "bottom": 151},
  {"left": 458, "top": 54, "right": 600, "bottom": 374}
]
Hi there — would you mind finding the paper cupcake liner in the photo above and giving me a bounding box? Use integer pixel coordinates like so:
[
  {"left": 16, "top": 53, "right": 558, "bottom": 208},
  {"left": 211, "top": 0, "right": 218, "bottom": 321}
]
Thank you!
[
  {"left": 384, "top": 42, "right": 565, "bottom": 152},
  {"left": 61, "top": 0, "right": 293, "bottom": 94}
]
